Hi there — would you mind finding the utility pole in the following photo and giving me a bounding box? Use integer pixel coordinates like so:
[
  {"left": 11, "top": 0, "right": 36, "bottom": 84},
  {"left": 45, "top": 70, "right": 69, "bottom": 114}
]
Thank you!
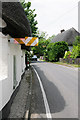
[{"left": 78, "top": 1, "right": 80, "bottom": 32}]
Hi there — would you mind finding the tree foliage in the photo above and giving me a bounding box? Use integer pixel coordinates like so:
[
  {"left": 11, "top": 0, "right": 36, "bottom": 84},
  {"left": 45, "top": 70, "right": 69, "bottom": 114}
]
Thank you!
[
  {"left": 70, "top": 36, "right": 80, "bottom": 58},
  {"left": 73, "top": 36, "right": 80, "bottom": 46},
  {"left": 63, "top": 36, "right": 80, "bottom": 59},
  {"left": 71, "top": 45, "right": 80, "bottom": 58},
  {"left": 35, "top": 30, "right": 48, "bottom": 39},
  {"left": 31, "top": 31, "right": 50, "bottom": 57},
  {"left": 48, "top": 35, "right": 55, "bottom": 41},
  {"left": 64, "top": 51, "right": 71, "bottom": 59},
  {"left": 32, "top": 38, "right": 50, "bottom": 57},
  {"left": 21, "top": 1, "right": 38, "bottom": 36},
  {"left": 47, "top": 41, "right": 69, "bottom": 62}
]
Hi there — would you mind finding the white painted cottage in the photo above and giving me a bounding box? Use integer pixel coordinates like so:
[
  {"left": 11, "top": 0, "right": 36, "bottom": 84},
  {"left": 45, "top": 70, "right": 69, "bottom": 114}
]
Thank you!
[{"left": 0, "top": 2, "right": 31, "bottom": 119}]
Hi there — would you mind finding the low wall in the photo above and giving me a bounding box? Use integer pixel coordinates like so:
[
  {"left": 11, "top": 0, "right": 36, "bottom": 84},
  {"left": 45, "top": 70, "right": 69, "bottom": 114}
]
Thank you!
[{"left": 59, "top": 58, "right": 80, "bottom": 64}]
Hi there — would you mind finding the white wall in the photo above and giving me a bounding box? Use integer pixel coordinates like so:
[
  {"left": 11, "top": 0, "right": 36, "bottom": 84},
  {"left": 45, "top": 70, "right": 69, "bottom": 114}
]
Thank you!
[
  {"left": 0, "top": 32, "right": 26, "bottom": 111},
  {"left": 0, "top": 32, "right": 9, "bottom": 111},
  {"left": 8, "top": 42, "right": 22, "bottom": 85}
]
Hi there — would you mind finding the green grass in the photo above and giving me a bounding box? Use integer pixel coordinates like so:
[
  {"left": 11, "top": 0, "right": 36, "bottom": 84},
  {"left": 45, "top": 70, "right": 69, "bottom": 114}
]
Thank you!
[{"left": 53, "top": 62, "right": 80, "bottom": 68}]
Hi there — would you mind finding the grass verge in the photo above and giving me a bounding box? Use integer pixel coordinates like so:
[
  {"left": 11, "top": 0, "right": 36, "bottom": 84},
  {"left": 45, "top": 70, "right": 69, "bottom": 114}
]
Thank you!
[{"left": 53, "top": 62, "right": 80, "bottom": 68}]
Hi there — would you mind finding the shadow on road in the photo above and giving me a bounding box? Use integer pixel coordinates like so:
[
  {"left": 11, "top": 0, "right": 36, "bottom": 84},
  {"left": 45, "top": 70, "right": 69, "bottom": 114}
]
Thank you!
[
  {"left": 30, "top": 65, "right": 79, "bottom": 120},
  {"left": 32, "top": 65, "right": 66, "bottom": 114}
]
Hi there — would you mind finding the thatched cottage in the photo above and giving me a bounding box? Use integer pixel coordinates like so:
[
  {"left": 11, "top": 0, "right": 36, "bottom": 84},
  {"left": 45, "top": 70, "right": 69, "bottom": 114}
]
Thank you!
[{"left": 51, "top": 27, "right": 80, "bottom": 51}]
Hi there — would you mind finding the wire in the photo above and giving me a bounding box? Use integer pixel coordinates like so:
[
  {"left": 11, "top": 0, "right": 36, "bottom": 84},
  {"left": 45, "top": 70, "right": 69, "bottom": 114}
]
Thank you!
[{"left": 49, "top": 4, "right": 78, "bottom": 26}]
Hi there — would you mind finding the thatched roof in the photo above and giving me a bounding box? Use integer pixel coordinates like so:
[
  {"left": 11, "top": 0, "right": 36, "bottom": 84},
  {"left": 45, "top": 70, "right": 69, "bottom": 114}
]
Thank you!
[
  {"left": 51, "top": 28, "right": 80, "bottom": 46},
  {"left": 1, "top": 2, "right": 32, "bottom": 38}
]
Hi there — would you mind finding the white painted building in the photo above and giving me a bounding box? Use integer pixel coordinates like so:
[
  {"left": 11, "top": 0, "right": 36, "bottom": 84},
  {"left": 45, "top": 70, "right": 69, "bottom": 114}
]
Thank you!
[
  {"left": 0, "top": 2, "right": 31, "bottom": 119},
  {"left": 0, "top": 23, "right": 26, "bottom": 119}
]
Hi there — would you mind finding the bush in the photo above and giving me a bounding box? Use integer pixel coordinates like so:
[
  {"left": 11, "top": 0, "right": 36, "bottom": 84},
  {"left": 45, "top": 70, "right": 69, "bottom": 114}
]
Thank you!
[
  {"left": 64, "top": 51, "right": 71, "bottom": 59},
  {"left": 71, "top": 36, "right": 80, "bottom": 58},
  {"left": 47, "top": 41, "right": 69, "bottom": 62},
  {"left": 71, "top": 44, "right": 80, "bottom": 58},
  {"left": 74, "top": 36, "right": 80, "bottom": 46}
]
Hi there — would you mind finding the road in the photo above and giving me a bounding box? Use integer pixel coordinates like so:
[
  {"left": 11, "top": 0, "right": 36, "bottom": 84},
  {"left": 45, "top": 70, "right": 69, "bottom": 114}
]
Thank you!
[{"left": 30, "top": 61, "right": 78, "bottom": 119}]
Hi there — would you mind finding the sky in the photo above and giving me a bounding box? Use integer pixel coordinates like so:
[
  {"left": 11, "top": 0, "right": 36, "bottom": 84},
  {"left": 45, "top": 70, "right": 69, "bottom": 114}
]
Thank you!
[{"left": 26, "top": 0, "right": 79, "bottom": 37}]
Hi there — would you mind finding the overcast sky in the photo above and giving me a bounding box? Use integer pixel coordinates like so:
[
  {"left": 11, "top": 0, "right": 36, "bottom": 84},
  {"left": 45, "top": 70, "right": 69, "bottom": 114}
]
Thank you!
[{"left": 26, "top": 0, "right": 79, "bottom": 37}]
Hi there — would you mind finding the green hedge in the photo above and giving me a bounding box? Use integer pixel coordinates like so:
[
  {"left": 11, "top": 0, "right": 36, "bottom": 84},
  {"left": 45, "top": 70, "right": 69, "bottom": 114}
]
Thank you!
[{"left": 47, "top": 41, "right": 69, "bottom": 62}]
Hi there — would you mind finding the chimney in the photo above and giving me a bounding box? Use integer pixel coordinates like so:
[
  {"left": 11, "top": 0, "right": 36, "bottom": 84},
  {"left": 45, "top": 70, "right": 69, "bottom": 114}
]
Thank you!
[{"left": 61, "top": 29, "right": 65, "bottom": 33}]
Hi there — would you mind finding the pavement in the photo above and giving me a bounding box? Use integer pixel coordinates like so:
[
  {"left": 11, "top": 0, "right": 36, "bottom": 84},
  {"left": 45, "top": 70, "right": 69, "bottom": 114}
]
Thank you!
[{"left": 8, "top": 68, "right": 33, "bottom": 119}]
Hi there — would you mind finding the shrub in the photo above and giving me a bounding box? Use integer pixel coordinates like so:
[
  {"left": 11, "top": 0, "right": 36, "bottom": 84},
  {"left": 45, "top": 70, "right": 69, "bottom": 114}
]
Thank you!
[
  {"left": 71, "top": 44, "right": 80, "bottom": 58},
  {"left": 64, "top": 51, "right": 71, "bottom": 59},
  {"left": 47, "top": 41, "right": 69, "bottom": 62},
  {"left": 74, "top": 36, "right": 80, "bottom": 46}
]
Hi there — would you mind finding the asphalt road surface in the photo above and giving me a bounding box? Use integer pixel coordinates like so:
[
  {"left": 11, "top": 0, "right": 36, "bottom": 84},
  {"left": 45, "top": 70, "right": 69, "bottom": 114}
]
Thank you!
[{"left": 30, "top": 61, "right": 79, "bottom": 120}]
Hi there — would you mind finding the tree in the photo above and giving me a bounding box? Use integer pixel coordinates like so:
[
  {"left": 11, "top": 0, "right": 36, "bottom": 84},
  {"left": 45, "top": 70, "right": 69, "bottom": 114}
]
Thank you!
[
  {"left": 64, "top": 51, "right": 71, "bottom": 59},
  {"left": 74, "top": 36, "right": 80, "bottom": 46},
  {"left": 48, "top": 35, "right": 55, "bottom": 41},
  {"left": 35, "top": 30, "right": 48, "bottom": 39},
  {"left": 70, "top": 36, "right": 80, "bottom": 58},
  {"left": 47, "top": 41, "right": 69, "bottom": 62},
  {"left": 71, "top": 45, "right": 80, "bottom": 58},
  {"left": 31, "top": 31, "right": 50, "bottom": 57},
  {"left": 32, "top": 38, "right": 50, "bottom": 58},
  {"left": 21, "top": 0, "right": 38, "bottom": 36},
  {"left": 47, "top": 43, "right": 54, "bottom": 51}
]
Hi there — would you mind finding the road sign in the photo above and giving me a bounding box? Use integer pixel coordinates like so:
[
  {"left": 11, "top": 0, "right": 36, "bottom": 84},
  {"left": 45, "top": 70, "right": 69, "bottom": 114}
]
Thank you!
[{"left": 9, "top": 37, "right": 38, "bottom": 46}]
